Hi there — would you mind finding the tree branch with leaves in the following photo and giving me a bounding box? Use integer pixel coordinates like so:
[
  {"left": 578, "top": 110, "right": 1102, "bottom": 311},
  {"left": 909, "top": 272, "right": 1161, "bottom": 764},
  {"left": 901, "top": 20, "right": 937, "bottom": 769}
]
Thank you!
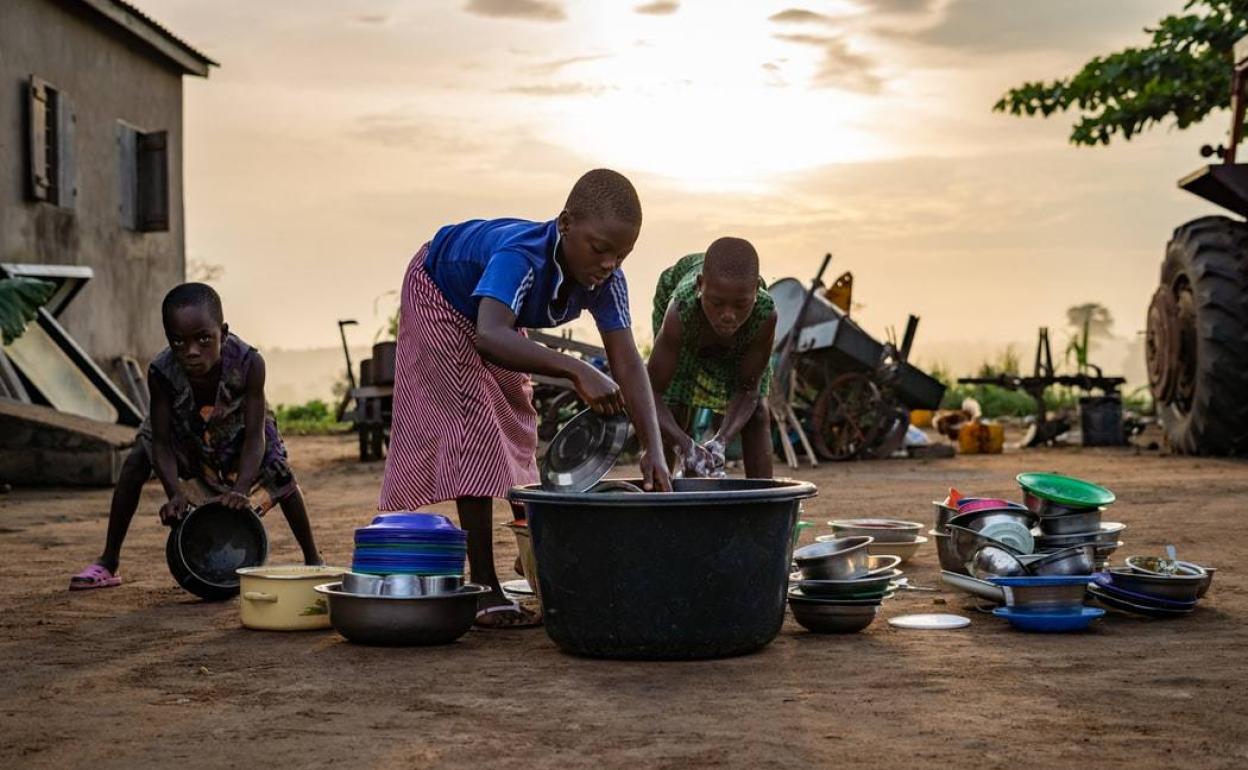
[
  {"left": 995, "top": 0, "right": 1248, "bottom": 145},
  {"left": 0, "top": 278, "right": 55, "bottom": 345}
]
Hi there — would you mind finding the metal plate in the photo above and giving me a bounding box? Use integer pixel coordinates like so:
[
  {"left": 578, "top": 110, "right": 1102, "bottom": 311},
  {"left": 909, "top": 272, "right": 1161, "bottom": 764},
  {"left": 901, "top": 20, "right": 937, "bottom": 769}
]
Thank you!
[
  {"left": 540, "top": 409, "right": 631, "bottom": 492},
  {"left": 887, "top": 613, "right": 971, "bottom": 630}
]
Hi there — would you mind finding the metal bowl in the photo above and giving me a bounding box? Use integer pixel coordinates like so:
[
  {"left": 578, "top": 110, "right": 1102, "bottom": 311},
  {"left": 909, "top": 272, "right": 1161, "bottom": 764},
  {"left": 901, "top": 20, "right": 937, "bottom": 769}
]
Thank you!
[
  {"left": 1025, "top": 545, "right": 1095, "bottom": 576},
  {"left": 947, "top": 524, "right": 1025, "bottom": 568},
  {"left": 797, "top": 568, "right": 900, "bottom": 599},
  {"left": 989, "top": 577, "right": 1090, "bottom": 613},
  {"left": 932, "top": 530, "right": 968, "bottom": 574},
  {"left": 787, "top": 598, "right": 879, "bottom": 634},
  {"left": 795, "top": 537, "right": 873, "bottom": 580},
  {"left": 1125, "top": 558, "right": 1216, "bottom": 599},
  {"left": 1105, "top": 568, "right": 1205, "bottom": 603},
  {"left": 862, "top": 536, "right": 927, "bottom": 563},
  {"left": 948, "top": 507, "right": 1039, "bottom": 535},
  {"left": 828, "top": 518, "right": 924, "bottom": 543},
  {"left": 970, "top": 546, "right": 1029, "bottom": 580},
  {"left": 932, "top": 502, "right": 958, "bottom": 534},
  {"left": 1035, "top": 522, "right": 1126, "bottom": 550},
  {"left": 1037, "top": 507, "right": 1104, "bottom": 536},
  {"left": 315, "top": 582, "right": 489, "bottom": 645}
]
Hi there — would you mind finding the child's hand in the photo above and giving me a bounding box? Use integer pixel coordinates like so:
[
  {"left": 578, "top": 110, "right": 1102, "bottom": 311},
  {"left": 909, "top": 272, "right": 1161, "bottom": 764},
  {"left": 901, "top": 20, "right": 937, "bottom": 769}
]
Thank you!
[
  {"left": 573, "top": 364, "right": 625, "bottom": 415},
  {"left": 159, "top": 493, "right": 190, "bottom": 526},
  {"left": 639, "top": 448, "right": 672, "bottom": 492},
  {"left": 220, "top": 490, "right": 252, "bottom": 511},
  {"left": 681, "top": 440, "right": 717, "bottom": 478}
]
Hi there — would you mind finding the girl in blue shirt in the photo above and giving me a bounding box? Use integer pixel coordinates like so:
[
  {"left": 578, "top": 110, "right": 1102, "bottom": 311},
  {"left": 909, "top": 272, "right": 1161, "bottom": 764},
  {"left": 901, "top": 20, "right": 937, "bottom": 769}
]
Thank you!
[{"left": 379, "top": 169, "right": 671, "bottom": 628}]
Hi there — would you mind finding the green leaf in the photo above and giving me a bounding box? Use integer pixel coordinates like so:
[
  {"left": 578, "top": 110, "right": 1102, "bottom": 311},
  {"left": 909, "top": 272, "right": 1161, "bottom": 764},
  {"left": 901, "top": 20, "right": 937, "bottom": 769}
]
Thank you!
[{"left": 0, "top": 277, "right": 56, "bottom": 345}]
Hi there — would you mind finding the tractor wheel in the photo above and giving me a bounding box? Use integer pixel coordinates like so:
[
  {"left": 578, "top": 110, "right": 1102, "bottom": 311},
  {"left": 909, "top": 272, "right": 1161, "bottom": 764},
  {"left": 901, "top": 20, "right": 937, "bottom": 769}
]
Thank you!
[{"left": 1147, "top": 216, "right": 1248, "bottom": 455}]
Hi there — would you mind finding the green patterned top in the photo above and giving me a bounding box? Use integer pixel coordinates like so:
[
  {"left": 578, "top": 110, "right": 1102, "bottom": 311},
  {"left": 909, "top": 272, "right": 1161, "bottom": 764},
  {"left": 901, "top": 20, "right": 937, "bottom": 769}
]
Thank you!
[{"left": 650, "top": 253, "right": 774, "bottom": 411}]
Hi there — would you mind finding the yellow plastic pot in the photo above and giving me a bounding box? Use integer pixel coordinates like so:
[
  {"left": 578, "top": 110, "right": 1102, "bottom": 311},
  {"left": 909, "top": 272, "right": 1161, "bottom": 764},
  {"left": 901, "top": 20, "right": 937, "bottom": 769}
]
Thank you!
[{"left": 236, "top": 565, "right": 348, "bottom": 631}]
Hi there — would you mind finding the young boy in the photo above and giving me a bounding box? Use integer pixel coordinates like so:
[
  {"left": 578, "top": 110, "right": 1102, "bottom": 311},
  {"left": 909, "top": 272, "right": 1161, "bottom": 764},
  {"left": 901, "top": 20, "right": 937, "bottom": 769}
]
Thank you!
[
  {"left": 379, "top": 169, "right": 671, "bottom": 628},
  {"left": 647, "top": 237, "right": 777, "bottom": 479},
  {"left": 70, "top": 283, "right": 321, "bottom": 589}
]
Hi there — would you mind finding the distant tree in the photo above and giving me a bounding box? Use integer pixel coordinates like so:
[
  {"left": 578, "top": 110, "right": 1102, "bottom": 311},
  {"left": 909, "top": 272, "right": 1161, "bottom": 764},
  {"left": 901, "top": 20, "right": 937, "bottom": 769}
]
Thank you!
[{"left": 995, "top": 0, "right": 1248, "bottom": 145}]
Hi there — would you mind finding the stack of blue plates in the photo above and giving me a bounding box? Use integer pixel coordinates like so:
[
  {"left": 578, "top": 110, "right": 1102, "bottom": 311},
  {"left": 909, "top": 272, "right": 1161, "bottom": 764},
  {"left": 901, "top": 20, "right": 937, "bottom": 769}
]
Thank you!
[{"left": 352, "top": 513, "right": 467, "bottom": 576}]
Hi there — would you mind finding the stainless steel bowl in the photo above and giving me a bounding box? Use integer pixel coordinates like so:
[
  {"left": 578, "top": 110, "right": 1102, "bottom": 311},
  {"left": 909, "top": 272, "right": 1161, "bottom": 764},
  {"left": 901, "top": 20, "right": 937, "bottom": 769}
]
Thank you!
[
  {"left": 423, "top": 575, "right": 465, "bottom": 595},
  {"left": 787, "top": 598, "right": 878, "bottom": 634},
  {"left": 948, "top": 507, "right": 1039, "bottom": 535},
  {"left": 1106, "top": 568, "right": 1205, "bottom": 603},
  {"left": 1035, "top": 522, "right": 1126, "bottom": 550},
  {"left": 998, "top": 582, "right": 1089, "bottom": 613},
  {"left": 970, "top": 546, "right": 1029, "bottom": 580},
  {"left": 932, "top": 502, "right": 958, "bottom": 534},
  {"left": 1125, "top": 559, "right": 1218, "bottom": 599},
  {"left": 932, "top": 530, "right": 968, "bottom": 574},
  {"left": 1025, "top": 545, "right": 1095, "bottom": 576},
  {"left": 381, "top": 574, "right": 423, "bottom": 596},
  {"left": 828, "top": 519, "right": 924, "bottom": 543},
  {"left": 794, "top": 537, "right": 873, "bottom": 580},
  {"left": 341, "top": 572, "right": 384, "bottom": 595},
  {"left": 1037, "top": 507, "right": 1104, "bottom": 536},
  {"left": 947, "top": 524, "right": 1025, "bottom": 568},
  {"left": 315, "top": 582, "right": 489, "bottom": 645}
]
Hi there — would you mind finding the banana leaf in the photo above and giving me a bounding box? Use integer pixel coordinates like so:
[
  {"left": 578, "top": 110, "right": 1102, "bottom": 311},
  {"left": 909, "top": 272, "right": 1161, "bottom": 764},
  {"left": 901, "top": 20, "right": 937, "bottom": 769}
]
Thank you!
[{"left": 0, "top": 277, "right": 56, "bottom": 345}]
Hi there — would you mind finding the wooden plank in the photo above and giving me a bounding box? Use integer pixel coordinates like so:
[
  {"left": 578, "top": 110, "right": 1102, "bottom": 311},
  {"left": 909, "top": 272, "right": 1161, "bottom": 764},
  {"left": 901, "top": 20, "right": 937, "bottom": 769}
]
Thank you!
[
  {"left": 117, "top": 122, "right": 137, "bottom": 229},
  {"left": 137, "top": 130, "right": 169, "bottom": 231},
  {"left": 27, "top": 77, "right": 51, "bottom": 202},
  {"left": 56, "top": 92, "right": 75, "bottom": 210}
]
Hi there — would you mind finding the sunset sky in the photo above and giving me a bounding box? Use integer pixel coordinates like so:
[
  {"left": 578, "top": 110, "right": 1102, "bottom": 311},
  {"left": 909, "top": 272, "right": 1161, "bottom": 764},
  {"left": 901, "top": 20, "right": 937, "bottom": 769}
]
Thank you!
[{"left": 142, "top": 0, "right": 1228, "bottom": 388}]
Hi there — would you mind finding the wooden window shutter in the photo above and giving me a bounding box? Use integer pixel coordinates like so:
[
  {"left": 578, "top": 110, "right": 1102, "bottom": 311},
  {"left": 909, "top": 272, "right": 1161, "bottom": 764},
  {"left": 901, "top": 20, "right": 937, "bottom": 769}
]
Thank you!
[
  {"left": 137, "top": 130, "right": 169, "bottom": 231},
  {"left": 56, "top": 93, "right": 76, "bottom": 210},
  {"left": 27, "top": 77, "right": 51, "bottom": 202},
  {"left": 117, "top": 123, "right": 138, "bottom": 229}
]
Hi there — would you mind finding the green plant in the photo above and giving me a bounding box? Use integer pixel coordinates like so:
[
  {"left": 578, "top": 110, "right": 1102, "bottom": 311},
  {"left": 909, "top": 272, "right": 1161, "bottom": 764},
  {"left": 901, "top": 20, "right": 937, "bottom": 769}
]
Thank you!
[
  {"left": 0, "top": 277, "right": 55, "bottom": 345},
  {"left": 274, "top": 399, "right": 350, "bottom": 436},
  {"left": 995, "top": 1, "right": 1248, "bottom": 145}
]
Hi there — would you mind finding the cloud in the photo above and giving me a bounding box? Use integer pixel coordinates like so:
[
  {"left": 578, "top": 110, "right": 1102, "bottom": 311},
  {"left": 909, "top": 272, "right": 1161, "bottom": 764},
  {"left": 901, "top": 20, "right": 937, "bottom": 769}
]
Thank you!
[
  {"left": 350, "top": 113, "right": 486, "bottom": 153},
  {"left": 527, "top": 53, "right": 611, "bottom": 75},
  {"left": 769, "top": 9, "right": 832, "bottom": 24},
  {"left": 353, "top": 13, "right": 390, "bottom": 25},
  {"left": 772, "top": 33, "right": 883, "bottom": 93},
  {"left": 463, "top": 0, "right": 566, "bottom": 22},
  {"left": 503, "top": 82, "right": 613, "bottom": 96},
  {"left": 634, "top": 1, "right": 679, "bottom": 15},
  {"left": 855, "top": 0, "right": 936, "bottom": 12}
]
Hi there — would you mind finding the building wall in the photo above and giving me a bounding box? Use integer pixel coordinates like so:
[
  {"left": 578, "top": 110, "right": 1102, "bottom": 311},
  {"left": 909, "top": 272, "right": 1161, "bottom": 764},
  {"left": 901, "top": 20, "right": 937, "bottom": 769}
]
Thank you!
[{"left": 0, "top": 0, "right": 187, "bottom": 368}]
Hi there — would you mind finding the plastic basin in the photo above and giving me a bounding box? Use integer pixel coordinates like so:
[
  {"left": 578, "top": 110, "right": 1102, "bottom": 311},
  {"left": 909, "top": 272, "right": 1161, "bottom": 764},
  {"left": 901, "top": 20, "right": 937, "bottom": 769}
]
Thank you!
[{"left": 509, "top": 477, "right": 817, "bottom": 660}]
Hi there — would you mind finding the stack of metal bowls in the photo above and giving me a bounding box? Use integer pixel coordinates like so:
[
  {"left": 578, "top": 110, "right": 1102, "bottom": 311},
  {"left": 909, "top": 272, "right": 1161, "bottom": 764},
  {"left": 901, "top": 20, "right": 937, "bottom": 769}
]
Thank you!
[
  {"left": 826, "top": 518, "right": 927, "bottom": 563},
  {"left": 1018, "top": 472, "right": 1124, "bottom": 569},
  {"left": 788, "top": 537, "right": 900, "bottom": 633},
  {"left": 1087, "top": 554, "right": 1215, "bottom": 618}
]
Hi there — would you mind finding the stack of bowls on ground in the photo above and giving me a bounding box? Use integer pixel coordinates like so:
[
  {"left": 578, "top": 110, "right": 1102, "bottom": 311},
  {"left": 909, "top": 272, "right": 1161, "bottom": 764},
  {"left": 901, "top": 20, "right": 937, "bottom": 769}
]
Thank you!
[
  {"left": 787, "top": 537, "right": 901, "bottom": 634},
  {"left": 823, "top": 519, "right": 927, "bottom": 563},
  {"left": 986, "top": 574, "right": 1105, "bottom": 632},
  {"left": 314, "top": 513, "right": 490, "bottom": 646},
  {"left": 1018, "top": 472, "right": 1125, "bottom": 570},
  {"left": 1088, "top": 553, "right": 1216, "bottom": 618}
]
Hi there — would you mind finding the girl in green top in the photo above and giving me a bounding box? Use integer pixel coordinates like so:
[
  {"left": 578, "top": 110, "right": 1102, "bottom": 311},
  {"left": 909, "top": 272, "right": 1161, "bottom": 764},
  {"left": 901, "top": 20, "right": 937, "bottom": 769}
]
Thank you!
[{"left": 647, "top": 237, "right": 777, "bottom": 478}]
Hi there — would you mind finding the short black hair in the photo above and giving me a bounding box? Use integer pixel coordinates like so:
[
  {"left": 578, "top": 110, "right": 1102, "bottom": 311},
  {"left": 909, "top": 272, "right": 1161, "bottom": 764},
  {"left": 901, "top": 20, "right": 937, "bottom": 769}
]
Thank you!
[
  {"left": 704, "top": 237, "right": 759, "bottom": 282},
  {"left": 564, "top": 169, "right": 643, "bottom": 226},
  {"left": 162, "top": 282, "right": 224, "bottom": 327}
]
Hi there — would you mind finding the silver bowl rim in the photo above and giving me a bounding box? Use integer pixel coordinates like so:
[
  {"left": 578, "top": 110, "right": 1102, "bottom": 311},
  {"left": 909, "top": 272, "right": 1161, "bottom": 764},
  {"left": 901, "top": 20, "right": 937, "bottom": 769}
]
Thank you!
[
  {"left": 314, "top": 581, "right": 492, "bottom": 600},
  {"left": 794, "top": 536, "right": 874, "bottom": 563}
]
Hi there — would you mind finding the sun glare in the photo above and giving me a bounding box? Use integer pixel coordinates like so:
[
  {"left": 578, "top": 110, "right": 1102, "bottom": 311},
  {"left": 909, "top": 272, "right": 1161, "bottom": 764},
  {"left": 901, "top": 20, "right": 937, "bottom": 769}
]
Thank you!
[{"left": 520, "top": 1, "right": 891, "bottom": 191}]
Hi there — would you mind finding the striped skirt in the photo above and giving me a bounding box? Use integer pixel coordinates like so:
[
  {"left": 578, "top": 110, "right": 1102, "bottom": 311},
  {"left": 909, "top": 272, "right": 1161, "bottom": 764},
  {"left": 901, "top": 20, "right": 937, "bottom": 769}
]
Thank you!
[{"left": 378, "top": 245, "right": 539, "bottom": 509}]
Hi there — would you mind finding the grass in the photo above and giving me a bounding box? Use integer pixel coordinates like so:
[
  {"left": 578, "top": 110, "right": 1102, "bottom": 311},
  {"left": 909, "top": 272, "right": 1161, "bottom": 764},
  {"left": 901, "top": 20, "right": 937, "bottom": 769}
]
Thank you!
[{"left": 274, "top": 400, "right": 351, "bottom": 436}]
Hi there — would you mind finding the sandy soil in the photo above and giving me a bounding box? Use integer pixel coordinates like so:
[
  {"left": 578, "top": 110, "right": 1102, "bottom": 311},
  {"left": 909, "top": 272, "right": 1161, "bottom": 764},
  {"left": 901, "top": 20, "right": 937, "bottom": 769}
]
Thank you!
[{"left": 2, "top": 434, "right": 1246, "bottom": 770}]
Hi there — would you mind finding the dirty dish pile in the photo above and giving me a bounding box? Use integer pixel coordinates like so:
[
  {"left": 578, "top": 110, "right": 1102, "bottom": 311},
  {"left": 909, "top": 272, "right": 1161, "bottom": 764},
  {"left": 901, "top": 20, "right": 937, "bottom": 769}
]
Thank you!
[
  {"left": 789, "top": 539, "right": 899, "bottom": 633},
  {"left": 826, "top": 519, "right": 927, "bottom": 562},
  {"left": 350, "top": 512, "right": 467, "bottom": 578},
  {"left": 1017, "top": 472, "right": 1124, "bottom": 569}
]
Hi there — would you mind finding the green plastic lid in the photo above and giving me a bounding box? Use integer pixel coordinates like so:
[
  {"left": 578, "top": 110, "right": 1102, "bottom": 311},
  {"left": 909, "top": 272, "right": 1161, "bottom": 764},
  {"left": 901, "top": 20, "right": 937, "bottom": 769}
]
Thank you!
[{"left": 1016, "top": 472, "right": 1115, "bottom": 507}]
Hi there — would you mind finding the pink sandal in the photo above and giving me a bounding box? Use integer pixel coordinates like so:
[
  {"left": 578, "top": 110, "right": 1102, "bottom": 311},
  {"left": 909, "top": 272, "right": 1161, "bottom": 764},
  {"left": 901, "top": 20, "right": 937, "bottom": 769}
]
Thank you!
[{"left": 69, "top": 564, "right": 122, "bottom": 591}]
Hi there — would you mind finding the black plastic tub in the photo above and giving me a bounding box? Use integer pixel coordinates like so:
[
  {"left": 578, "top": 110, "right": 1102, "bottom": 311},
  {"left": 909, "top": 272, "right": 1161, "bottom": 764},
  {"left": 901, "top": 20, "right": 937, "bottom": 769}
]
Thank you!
[{"left": 509, "top": 478, "right": 817, "bottom": 660}]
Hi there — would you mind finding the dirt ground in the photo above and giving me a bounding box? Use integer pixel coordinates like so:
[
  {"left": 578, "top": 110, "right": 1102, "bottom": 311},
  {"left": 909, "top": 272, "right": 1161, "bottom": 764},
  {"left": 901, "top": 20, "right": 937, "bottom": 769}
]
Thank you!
[{"left": 2, "top": 433, "right": 1246, "bottom": 770}]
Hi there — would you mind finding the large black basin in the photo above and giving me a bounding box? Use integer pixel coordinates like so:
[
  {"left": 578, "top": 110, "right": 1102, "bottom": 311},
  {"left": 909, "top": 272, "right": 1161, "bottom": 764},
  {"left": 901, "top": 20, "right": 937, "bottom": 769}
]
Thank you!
[{"left": 509, "top": 478, "right": 817, "bottom": 660}]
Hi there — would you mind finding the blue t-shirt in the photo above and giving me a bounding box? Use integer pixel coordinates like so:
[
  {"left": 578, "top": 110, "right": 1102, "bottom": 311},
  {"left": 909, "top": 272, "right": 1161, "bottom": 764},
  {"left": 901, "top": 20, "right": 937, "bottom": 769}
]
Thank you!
[{"left": 423, "top": 218, "right": 631, "bottom": 332}]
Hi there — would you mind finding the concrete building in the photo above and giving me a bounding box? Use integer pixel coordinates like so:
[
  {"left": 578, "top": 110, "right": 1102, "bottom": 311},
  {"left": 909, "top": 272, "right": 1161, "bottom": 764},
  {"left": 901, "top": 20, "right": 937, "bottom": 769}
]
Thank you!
[{"left": 0, "top": 0, "right": 214, "bottom": 370}]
